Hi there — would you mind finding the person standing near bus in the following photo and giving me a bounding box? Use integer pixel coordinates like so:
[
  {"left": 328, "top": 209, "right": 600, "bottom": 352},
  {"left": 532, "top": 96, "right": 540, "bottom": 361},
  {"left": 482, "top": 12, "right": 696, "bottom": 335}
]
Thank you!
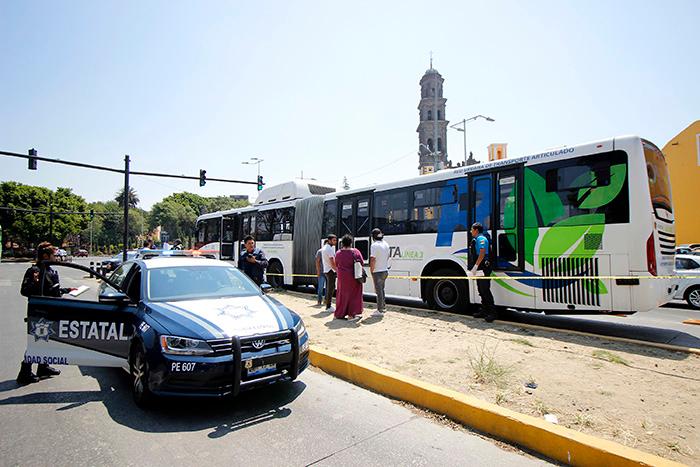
[
  {"left": 370, "top": 228, "right": 390, "bottom": 317},
  {"left": 315, "top": 240, "right": 328, "bottom": 305},
  {"left": 322, "top": 234, "right": 337, "bottom": 312},
  {"left": 238, "top": 235, "right": 269, "bottom": 286},
  {"left": 469, "top": 223, "right": 496, "bottom": 322}
]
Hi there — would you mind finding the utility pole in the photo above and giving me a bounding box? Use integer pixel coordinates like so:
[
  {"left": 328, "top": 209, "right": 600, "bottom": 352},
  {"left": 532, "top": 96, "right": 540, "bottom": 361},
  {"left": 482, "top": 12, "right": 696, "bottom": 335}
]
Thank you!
[
  {"left": 123, "top": 155, "right": 130, "bottom": 262},
  {"left": 49, "top": 195, "right": 54, "bottom": 244}
]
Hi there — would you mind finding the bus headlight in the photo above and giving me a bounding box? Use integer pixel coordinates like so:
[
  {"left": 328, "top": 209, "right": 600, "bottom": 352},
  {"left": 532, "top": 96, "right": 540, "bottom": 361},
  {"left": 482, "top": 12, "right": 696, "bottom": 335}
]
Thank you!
[{"left": 160, "top": 336, "right": 213, "bottom": 356}]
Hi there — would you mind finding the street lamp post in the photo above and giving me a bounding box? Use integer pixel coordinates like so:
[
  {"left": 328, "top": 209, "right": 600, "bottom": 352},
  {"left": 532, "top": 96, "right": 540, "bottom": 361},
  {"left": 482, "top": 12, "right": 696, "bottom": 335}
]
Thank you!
[
  {"left": 450, "top": 115, "right": 495, "bottom": 166},
  {"left": 242, "top": 157, "right": 264, "bottom": 179}
]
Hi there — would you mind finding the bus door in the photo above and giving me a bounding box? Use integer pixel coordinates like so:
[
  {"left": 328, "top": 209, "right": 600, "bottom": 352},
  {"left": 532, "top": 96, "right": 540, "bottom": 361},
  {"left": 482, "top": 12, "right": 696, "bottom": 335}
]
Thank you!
[
  {"left": 220, "top": 214, "right": 238, "bottom": 262},
  {"left": 469, "top": 173, "right": 493, "bottom": 305},
  {"left": 338, "top": 192, "right": 373, "bottom": 262},
  {"left": 469, "top": 168, "right": 528, "bottom": 307}
]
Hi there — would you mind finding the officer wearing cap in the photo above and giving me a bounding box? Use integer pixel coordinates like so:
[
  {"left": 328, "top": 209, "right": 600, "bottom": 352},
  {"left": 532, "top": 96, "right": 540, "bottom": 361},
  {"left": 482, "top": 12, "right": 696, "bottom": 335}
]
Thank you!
[{"left": 469, "top": 223, "right": 496, "bottom": 322}]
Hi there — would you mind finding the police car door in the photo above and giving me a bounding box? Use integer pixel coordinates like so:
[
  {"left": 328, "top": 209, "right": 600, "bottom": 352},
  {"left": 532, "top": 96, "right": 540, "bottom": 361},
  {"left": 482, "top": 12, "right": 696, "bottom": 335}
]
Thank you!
[{"left": 25, "top": 262, "right": 136, "bottom": 368}]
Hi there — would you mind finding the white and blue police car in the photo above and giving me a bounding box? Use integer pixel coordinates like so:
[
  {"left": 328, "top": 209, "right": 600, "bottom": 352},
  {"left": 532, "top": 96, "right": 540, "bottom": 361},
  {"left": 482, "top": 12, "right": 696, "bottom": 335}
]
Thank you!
[{"left": 24, "top": 256, "right": 309, "bottom": 407}]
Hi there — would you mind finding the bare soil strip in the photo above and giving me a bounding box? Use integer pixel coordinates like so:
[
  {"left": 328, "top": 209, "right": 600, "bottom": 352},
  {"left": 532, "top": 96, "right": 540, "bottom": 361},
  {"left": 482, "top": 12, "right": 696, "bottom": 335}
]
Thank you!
[{"left": 273, "top": 290, "right": 700, "bottom": 465}]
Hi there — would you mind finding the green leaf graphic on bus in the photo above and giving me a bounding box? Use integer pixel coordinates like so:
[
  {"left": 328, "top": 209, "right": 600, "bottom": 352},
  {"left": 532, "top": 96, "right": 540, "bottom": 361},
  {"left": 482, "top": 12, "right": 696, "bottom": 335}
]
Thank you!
[
  {"left": 577, "top": 164, "right": 627, "bottom": 210},
  {"left": 538, "top": 214, "right": 605, "bottom": 260},
  {"left": 523, "top": 168, "right": 564, "bottom": 265}
]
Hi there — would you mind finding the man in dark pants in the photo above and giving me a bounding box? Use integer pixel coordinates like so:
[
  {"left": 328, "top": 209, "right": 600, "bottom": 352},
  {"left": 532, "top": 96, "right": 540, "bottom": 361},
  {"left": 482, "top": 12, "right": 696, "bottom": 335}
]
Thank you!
[
  {"left": 469, "top": 223, "right": 496, "bottom": 322},
  {"left": 238, "top": 235, "right": 269, "bottom": 285},
  {"left": 17, "top": 242, "right": 74, "bottom": 385}
]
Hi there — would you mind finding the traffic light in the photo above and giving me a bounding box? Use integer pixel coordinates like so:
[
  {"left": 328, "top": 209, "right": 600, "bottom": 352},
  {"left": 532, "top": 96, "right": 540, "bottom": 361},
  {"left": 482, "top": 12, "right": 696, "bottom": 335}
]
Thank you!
[
  {"left": 28, "top": 148, "right": 37, "bottom": 170},
  {"left": 89, "top": 209, "right": 95, "bottom": 220},
  {"left": 257, "top": 175, "right": 264, "bottom": 191},
  {"left": 199, "top": 169, "right": 206, "bottom": 187}
]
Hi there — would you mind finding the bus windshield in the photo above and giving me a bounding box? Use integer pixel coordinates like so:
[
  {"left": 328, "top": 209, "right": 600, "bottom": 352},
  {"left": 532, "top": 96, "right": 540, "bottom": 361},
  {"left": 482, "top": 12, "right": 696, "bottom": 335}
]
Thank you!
[{"left": 642, "top": 140, "right": 673, "bottom": 221}]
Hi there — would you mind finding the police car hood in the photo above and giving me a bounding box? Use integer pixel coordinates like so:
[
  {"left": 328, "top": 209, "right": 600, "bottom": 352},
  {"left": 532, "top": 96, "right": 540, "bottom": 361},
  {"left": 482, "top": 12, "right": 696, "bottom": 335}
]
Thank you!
[{"left": 148, "top": 294, "right": 296, "bottom": 340}]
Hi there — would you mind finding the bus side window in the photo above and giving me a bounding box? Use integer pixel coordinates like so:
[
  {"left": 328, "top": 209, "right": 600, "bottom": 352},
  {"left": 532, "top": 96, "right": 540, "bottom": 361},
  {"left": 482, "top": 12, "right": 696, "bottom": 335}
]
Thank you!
[{"left": 323, "top": 200, "right": 338, "bottom": 237}]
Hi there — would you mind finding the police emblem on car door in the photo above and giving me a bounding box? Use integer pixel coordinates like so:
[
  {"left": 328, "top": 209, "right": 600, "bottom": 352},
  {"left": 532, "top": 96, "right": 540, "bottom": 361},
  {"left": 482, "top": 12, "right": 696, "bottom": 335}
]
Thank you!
[{"left": 24, "top": 262, "right": 136, "bottom": 368}]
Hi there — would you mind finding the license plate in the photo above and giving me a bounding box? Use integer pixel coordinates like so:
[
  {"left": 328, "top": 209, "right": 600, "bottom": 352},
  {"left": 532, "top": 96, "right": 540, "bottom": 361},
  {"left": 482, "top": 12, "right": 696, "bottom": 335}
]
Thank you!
[{"left": 248, "top": 363, "right": 276, "bottom": 376}]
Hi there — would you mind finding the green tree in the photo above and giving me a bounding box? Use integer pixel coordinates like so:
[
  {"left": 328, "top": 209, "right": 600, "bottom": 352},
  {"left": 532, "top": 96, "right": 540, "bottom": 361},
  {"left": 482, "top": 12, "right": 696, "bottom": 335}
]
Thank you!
[
  {"left": 115, "top": 187, "right": 140, "bottom": 208},
  {"left": 149, "top": 199, "right": 198, "bottom": 244},
  {"left": 206, "top": 196, "right": 249, "bottom": 212},
  {"left": 0, "top": 182, "right": 88, "bottom": 247}
]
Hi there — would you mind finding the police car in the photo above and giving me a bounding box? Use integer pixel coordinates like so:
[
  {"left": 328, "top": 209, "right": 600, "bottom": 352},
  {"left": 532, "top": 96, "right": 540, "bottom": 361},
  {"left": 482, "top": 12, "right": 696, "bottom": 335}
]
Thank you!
[{"left": 24, "top": 256, "right": 309, "bottom": 407}]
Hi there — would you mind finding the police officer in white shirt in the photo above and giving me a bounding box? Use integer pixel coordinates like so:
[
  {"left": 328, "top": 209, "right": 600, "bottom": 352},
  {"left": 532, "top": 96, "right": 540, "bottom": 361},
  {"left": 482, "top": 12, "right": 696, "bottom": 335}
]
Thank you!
[
  {"left": 321, "top": 234, "right": 338, "bottom": 312},
  {"left": 370, "top": 228, "right": 390, "bottom": 316}
]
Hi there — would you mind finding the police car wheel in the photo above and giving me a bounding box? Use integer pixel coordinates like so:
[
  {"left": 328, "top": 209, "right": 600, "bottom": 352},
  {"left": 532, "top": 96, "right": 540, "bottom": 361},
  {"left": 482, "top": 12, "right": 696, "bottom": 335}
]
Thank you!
[{"left": 131, "top": 347, "right": 153, "bottom": 408}]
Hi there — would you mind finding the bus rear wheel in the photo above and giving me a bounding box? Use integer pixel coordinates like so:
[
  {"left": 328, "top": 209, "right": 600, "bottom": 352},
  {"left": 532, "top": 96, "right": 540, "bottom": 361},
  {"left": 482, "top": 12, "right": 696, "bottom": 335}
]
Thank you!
[
  {"left": 267, "top": 261, "right": 284, "bottom": 289},
  {"left": 426, "top": 268, "right": 467, "bottom": 313}
]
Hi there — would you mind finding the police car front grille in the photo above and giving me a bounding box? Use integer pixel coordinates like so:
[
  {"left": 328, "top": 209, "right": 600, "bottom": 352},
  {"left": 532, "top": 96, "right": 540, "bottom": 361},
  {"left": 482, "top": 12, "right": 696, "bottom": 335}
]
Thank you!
[
  {"left": 207, "top": 338, "right": 233, "bottom": 356},
  {"left": 240, "top": 331, "right": 292, "bottom": 354}
]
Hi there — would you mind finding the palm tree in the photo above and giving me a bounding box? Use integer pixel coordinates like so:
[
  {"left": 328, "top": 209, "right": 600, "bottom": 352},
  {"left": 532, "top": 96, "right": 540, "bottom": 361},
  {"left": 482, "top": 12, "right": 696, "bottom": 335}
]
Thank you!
[{"left": 115, "top": 187, "right": 140, "bottom": 208}]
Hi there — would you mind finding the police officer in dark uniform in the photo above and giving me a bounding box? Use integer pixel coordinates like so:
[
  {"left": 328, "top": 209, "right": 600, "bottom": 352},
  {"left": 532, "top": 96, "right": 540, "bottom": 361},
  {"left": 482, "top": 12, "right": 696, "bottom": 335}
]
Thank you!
[
  {"left": 238, "top": 235, "right": 269, "bottom": 286},
  {"left": 17, "top": 242, "right": 74, "bottom": 384},
  {"left": 469, "top": 223, "right": 496, "bottom": 322}
]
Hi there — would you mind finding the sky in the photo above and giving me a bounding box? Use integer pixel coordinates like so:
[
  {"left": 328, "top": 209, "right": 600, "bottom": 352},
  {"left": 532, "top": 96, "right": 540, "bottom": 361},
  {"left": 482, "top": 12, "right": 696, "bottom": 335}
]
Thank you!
[{"left": 1, "top": 1, "right": 698, "bottom": 209}]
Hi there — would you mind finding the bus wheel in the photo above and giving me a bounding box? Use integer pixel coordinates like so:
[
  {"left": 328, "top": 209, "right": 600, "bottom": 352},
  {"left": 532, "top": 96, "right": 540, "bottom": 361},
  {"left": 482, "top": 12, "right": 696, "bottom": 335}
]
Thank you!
[
  {"left": 427, "top": 268, "right": 467, "bottom": 313},
  {"left": 267, "top": 261, "right": 284, "bottom": 289},
  {"left": 686, "top": 286, "right": 700, "bottom": 309}
]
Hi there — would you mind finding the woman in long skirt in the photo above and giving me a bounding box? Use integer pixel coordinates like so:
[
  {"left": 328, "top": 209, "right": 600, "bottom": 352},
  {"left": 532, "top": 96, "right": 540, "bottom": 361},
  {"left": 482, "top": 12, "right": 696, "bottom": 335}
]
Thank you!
[{"left": 334, "top": 234, "right": 364, "bottom": 320}]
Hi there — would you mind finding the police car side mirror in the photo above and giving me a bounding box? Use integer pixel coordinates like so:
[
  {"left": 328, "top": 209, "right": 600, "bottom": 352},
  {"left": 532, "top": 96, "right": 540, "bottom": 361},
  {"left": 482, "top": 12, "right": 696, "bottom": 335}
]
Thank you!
[
  {"left": 99, "top": 291, "right": 130, "bottom": 304},
  {"left": 260, "top": 283, "right": 272, "bottom": 294}
]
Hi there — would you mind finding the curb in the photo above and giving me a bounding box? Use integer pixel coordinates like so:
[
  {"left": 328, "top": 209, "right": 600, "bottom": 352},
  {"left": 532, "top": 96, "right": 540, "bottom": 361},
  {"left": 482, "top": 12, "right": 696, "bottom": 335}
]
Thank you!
[
  {"left": 309, "top": 347, "right": 686, "bottom": 467},
  {"left": 286, "top": 291, "right": 700, "bottom": 356}
]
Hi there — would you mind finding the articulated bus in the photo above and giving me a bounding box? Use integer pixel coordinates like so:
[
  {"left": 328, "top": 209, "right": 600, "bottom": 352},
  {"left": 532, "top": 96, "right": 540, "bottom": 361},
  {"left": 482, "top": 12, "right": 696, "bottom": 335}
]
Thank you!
[
  {"left": 195, "top": 181, "right": 336, "bottom": 288},
  {"left": 196, "top": 135, "right": 676, "bottom": 315}
]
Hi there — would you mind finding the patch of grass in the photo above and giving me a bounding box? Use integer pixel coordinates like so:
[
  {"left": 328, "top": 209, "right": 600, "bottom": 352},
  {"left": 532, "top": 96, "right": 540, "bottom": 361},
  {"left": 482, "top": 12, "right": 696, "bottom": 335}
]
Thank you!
[
  {"left": 573, "top": 412, "right": 594, "bottom": 428},
  {"left": 532, "top": 399, "right": 550, "bottom": 416},
  {"left": 592, "top": 350, "right": 629, "bottom": 366},
  {"left": 467, "top": 343, "right": 512, "bottom": 388},
  {"left": 509, "top": 337, "right": 534, "bottom": 347},
  {"left": 495, "top": 391, "right": 509, "bottom": 405},
  {"left": 667, "top": 441, "right": 681, "bottom": 453}
]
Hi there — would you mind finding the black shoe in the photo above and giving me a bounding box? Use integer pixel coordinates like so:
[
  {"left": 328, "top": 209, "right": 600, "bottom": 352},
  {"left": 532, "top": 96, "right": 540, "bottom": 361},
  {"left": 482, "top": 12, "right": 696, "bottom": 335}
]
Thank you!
[
  {"left": 484, "top": 313, "right": 497, "bottom": 323},
  {"left": 16, "top": 372, "right": 39, "bottom": 385},
  {"left": 36, "top": 365, "right": 61, "bottom": 378}
]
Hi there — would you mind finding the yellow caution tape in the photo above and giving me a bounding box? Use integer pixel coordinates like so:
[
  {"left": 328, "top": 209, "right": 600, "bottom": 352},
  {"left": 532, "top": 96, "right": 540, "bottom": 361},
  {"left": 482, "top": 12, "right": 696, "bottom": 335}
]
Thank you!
[{"left": 265, "top": 272, "right": 700, "bottom": 281}]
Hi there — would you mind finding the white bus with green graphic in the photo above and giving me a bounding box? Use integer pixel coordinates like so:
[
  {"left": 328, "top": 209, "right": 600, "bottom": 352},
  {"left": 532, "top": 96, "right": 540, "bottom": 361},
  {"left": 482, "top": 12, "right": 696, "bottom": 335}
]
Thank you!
[{"left": 197, "top": 135, "right": 676, "bottom": 315}]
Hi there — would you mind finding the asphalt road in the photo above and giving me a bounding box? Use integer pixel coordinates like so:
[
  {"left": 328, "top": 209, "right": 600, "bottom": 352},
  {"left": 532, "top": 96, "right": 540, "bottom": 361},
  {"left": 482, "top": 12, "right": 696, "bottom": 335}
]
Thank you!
[{"left": 0, "top": 259, "right": 548, "bottom": 467}]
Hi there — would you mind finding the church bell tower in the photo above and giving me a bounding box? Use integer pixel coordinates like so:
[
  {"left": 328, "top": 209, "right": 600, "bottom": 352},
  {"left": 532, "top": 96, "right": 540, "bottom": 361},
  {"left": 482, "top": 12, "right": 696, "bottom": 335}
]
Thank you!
[{"left": 417, "top": 59, "right": 448, "bottom": 174}]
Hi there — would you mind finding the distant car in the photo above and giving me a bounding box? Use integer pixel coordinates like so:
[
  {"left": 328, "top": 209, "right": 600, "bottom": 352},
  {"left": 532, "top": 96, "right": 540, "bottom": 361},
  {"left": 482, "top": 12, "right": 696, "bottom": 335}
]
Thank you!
[
  {"left": 673, "top": 254, "right": 700, "bottom": 309},
  {"left": 101, "top": 250, "right": 138, "bottom": 272},
  {"left": 23, "top": 257, "right": 309, "bottom": 407},
  {"left": 74, "top": 249, "right": 89, "bottom": 257},
  {"left": 55, "top": 249, "right": 68, "bottom": 261},
  {"left": 676, "top": 244, "right": 700, "bottom": 255}
]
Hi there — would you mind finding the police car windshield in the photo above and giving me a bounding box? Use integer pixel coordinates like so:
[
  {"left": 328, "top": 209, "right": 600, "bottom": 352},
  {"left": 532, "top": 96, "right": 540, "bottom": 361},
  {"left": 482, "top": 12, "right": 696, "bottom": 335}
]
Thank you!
[{"left": 147, "top": 265, "right": 260, "bottom": 302}]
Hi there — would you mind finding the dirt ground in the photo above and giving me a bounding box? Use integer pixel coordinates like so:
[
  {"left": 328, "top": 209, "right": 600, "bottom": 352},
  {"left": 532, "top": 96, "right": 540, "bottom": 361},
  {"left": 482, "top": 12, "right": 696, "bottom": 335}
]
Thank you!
[{"left": 271, "top": 290, "right": 700, "bottom": 465}]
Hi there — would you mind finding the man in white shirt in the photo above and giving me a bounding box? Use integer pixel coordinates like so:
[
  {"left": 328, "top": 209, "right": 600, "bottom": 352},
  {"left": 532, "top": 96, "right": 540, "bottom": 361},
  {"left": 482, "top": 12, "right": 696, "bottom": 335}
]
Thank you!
[
  {"left": 162, "top": 240, "right": 171, "bottom": 251},
  {"left": 321, "top": 234, "right": 337, "bottom": 312},
  {"left": 370, "top": 228, "right": 390, "bottom": 316}
]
